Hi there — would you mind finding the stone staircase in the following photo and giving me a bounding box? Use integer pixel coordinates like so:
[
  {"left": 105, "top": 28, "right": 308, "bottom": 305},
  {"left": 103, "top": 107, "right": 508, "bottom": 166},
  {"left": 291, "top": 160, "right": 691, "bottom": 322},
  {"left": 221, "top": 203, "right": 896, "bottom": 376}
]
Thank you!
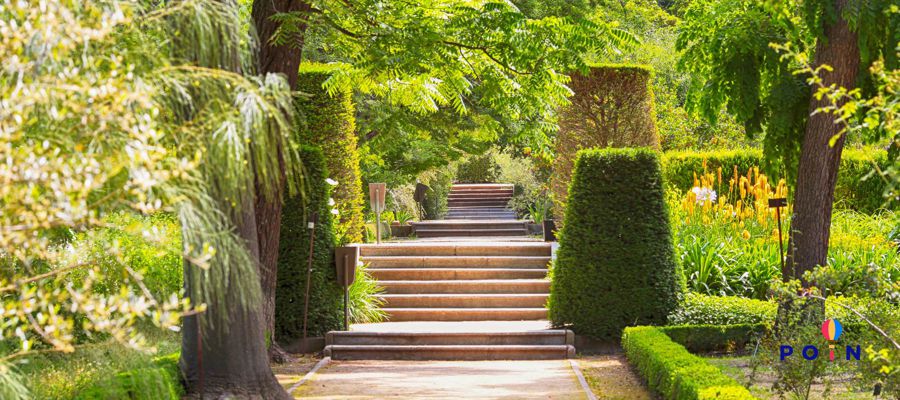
[
  {"left": 412, "top": 183, "right": 526, "bottom": 237},
  {"left": 324, "top": 241, "right": 573, "bottom": 360},
  {"left": 445, "top": 183, "right": 516, "bottom": 220}
]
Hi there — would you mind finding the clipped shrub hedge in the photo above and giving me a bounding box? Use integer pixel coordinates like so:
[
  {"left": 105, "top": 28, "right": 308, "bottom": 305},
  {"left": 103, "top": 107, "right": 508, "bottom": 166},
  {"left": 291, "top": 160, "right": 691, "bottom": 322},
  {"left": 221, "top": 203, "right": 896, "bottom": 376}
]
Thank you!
[
  {"left": 659, "top": 324, "right": 767, "bottom": 354},
  {"left": 549, "top": 148, "right": 682, "bottom": 340},
  {"left": 622, "top": 326, "right": 757, "bottom": 400},
  {"left": 668, "top": 292, "right": 776, "bottom": 326},
  {"left": 661, "top": 148, "right": 894, "bottom": 212},
  {"left": 295, "top": 63, "right": 365, "bottom": 243},
  {"left": 275, "top": 146, "right": 343, "bottom": 340},
  {"left": 551, "top": 64, "right": 659, "bottom": 220}
]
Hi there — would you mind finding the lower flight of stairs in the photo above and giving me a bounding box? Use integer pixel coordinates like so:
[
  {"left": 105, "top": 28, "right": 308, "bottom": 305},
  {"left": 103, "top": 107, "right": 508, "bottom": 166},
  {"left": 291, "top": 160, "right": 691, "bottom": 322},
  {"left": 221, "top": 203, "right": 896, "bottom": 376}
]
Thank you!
[
  {"left": 410, "top": 220, "right": 528, "bottom": 237},
  {"left": 323, "top": 242, "right": 572, "bottom": 360}
]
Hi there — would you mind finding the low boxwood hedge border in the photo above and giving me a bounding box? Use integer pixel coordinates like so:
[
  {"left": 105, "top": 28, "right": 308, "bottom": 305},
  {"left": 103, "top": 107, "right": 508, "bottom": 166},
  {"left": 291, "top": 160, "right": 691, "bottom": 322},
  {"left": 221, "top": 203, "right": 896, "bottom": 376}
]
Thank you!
[{"left": 622, "top": 326, "right": 757, "bottom": 399}]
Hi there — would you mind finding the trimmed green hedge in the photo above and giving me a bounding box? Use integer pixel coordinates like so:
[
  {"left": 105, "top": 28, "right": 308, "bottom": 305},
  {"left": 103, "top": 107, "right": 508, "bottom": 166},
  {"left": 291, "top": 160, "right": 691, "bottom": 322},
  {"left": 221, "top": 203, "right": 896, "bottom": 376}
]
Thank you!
[
  {"left": 551, "top": 64, "right": 659, "bottom": 220},
  {"left": 661, "top": 148, "right": 894, "bottom": 212},
  {"left": 659, "top": 324, "right": 767, "bottom": 353},
  {"left": 295, "top": 63, "right": 365, "bottom": 243},
  {"left": 668, "top": 292, "right": 776, "bottom": 326},
  {"left": 622, "top": 326, "right": 757, "bottom": 400},
  {"left": 74, "top": 353, "right": 182, "bottom": 400},
  {"left": 275, "top": 146, "right": 343, "bottom": 340},
  {"left": 549, "top": 148, "right": 682, "bottom": 340}
]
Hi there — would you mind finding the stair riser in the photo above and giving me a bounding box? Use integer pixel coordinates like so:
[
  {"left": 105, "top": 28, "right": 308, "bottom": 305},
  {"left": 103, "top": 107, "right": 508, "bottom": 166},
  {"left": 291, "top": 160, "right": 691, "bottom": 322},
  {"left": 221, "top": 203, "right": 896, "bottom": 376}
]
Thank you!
[
  {"left": 328, "top": 333, "right": 568, "bottom": 346},
  {"left": 360, "top": 245, "right": 551, "bottom": 257},
  {"left": 447, "top": 200, "right": 511, "bottom": 206},
  {"left": 450, "top": 185, "right": 514, "bottom": 190},
  {"left": 379, "top": 281, "right": 550, "bottom": 294},
  {"left": 369, "top": 269, "right": 547, "bottom": 281},
  {"left": 364, "top": 257, "right": 550, "bottom": 268},
  {"left": 413, "top": 225, "right": 526, "bottom": 231},
  {"left": 325, "top": 346, "right": 574, "bottom": 361},
  {"left": 380, "top": 295, "right": 548, "bottom": 308},
  {"left": 448, "top": 192, "right": 513, "bottom": 198},
  {"left": 446, "top": 215, "right": 517, "bottom": 220},
  {"left": 416, "top": 230, "right": 526, "bottom": 238}
]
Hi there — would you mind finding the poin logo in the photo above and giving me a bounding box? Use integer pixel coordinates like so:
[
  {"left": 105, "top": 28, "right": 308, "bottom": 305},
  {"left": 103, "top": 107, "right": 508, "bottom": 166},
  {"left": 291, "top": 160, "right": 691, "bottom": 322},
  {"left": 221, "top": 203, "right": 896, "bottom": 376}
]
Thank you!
[{"left": 779, "top": 318, "right": 861, "bottom": 361}]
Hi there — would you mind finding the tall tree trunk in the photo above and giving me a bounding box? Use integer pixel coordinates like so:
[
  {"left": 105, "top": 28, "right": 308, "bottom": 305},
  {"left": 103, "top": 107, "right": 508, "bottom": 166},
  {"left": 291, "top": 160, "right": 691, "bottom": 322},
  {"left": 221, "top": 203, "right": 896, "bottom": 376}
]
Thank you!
[
  {"left": 251, "top": 0, "right": 311, "bottom": 360},
  {"left": 785, "top": 0, "right": 860, "bottom": 284},
  {"left": 181, "top": 198, "right": 291, "bottom": 400}
]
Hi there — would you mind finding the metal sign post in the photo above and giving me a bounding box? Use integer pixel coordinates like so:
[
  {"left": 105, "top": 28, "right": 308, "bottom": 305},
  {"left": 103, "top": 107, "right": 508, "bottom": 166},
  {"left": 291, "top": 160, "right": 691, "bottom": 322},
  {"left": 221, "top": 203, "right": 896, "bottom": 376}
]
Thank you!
[
  {"left": 768, "top": 197, "right": 787, "bottom": 276},
  {"left": 334, "top": 246, "right": 359, "bottom": 331},
  {"left": 302, "top": 212, "right": 318, "bottom": 340},
  {"left": 369, "top": 183, "right": 386, "bottom": 244}
]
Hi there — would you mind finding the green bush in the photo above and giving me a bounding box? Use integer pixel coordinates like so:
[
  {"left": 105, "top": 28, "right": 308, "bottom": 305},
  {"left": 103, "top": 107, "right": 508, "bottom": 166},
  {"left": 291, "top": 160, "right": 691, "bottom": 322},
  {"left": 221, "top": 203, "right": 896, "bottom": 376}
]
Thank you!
[
  {"left": 622, "top": 326, "right": 757, "bottom": 400},
  {"left": 661, "top": 148, "right": 895, "bottom": 213},
  {"left": 659, "top": 324, "right": 767, "bottom": 353},
  {"left": 549, "top": 148, "right": 682, "bottom": 340},
  {"left": 669, "top": 292, "right": 776, "bottom": 326},
  {"left": 275, "top": 146, "right": 344, "bottom": 340},
  {"left": 455, "top": 152, "right": 500, "bottom": 183},
  {"left": 296, "top": 63, "right": 365, "bottom": 243},
  {"left": 551, "top": 64, "right": 659, "bottom": 220},
  {"left": 420, "top": 167, "right": 454, "bottom": 220}
]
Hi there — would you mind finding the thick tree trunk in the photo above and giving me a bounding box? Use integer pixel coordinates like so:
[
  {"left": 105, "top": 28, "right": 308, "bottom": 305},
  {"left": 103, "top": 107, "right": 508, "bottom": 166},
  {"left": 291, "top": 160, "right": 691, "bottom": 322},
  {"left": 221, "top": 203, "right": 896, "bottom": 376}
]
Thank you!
[
  {"left": 181, "top": 198, "right": 291, "bottom": 400},
  {"left": 251, "top": 0, "right": 311, "bottom": 360},
  {"left": 785, "top": 0, "right": 860, "bottom": 284}
]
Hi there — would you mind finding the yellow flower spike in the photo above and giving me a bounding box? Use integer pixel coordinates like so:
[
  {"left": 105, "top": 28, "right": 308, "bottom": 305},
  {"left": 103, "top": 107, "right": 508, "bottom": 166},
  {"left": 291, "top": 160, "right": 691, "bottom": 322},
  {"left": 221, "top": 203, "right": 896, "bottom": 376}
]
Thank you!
[{"left": 741, "top": 230, "right": 751, "bottom": 240}]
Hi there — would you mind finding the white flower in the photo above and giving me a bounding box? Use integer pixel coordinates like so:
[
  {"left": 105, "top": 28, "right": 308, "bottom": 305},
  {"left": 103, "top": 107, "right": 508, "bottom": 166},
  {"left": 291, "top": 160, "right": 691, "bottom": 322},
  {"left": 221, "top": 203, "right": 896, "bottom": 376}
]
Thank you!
[
  {"left": 331, "top": 209, "right": 340, "bottom": 215},
  {"left": 328, "top": 198, "right": 335, "bottom": 206},
  {"left": 691, "top": 187, "right": 717, "bottom": 205},
  {"left": 325, "top": 178, "right": 338, "bottom": 186}
]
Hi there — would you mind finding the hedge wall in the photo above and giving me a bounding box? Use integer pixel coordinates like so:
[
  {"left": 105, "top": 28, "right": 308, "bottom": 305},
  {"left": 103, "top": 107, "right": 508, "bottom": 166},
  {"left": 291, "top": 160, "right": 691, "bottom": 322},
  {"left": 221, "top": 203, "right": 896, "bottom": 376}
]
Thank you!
[
  {"left": 622, "top": 326, "right": 757, "bottom": 399},
  {"left": 549, "top": 148, "right": 682, "bottom": 340},
  {"left": 551, "top": 64, "right": 659, "bottom": 220},
  {"left": 275, "top": 146, "right": 343, "bottom": 340},
  {"left": 295, "top": 63, "right": 365, "bottom": 243},
  {"left": 660, "top": 148, "right": 894, "bottom": 213}
]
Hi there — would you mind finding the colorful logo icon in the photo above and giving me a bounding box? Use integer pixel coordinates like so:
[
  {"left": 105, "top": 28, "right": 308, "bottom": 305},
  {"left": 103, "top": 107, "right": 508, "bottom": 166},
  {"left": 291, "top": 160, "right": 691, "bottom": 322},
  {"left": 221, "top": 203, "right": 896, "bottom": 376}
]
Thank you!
[{"left": 821, "top": 319, "right": 843, "bottom": 361}]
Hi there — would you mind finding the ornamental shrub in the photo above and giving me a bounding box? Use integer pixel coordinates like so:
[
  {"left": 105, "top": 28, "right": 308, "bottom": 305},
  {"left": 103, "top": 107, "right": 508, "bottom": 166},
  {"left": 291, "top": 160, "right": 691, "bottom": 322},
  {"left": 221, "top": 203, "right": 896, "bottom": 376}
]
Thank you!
[
  {"left": 456, "top": 152, "right": 500, "bottom": 183},
  {"left": 275, "top": 146, "right": 343, "bottom": 340},
  {"left": 668, "top": 292, "right": 777, "bottom": 326},
  {"left": 622, "top": 326, "right": 756, "bottom": 400},
  {"left": 661, "top": 148, "right": 894, "bottom": 213},
  {"left": 295, "top": 63, "right": 365, "bottom": 243},
  {"left": 659, "top": 324, "right": 767, "bottom": 353},
  {"left": 549, "top": 148, "right": 682, "bottom": 340},
  {"left": 550, "top": 64, "right": 659, "bottom": 220}
]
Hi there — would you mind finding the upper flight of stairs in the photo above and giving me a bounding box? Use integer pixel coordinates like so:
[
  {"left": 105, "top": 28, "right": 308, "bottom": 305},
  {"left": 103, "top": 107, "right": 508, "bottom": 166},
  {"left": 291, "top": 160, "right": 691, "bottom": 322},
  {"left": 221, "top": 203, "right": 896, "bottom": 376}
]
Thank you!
[
  {"left": 445, "top": 183, "right": 516, "bottom": 220},
  {"left": 324, "top": 242, "right": 573, "bottom": 360},
  {"left": 412, "top": 183, "right": 526, "bottom": 237}
]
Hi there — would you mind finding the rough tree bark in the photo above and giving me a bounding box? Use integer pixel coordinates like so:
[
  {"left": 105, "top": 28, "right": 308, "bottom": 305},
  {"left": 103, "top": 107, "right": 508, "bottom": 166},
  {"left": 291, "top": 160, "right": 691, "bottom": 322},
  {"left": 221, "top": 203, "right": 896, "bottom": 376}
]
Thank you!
[
  {"left": 181, "top": 197, "right": 292, "bottom": 400},
  {"left": 251, "top": 0, "right": 312, "bottom": 361},
  {"left": 784, "top": 0, "right": 860, "bottom": 285}
]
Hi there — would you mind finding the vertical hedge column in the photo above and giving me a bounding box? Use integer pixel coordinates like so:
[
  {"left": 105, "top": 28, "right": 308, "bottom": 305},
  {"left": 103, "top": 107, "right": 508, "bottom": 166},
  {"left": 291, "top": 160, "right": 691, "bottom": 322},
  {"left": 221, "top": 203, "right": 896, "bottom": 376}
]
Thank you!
[
  {"left": 548, "top": 148, "right": 682, "bottom": 340},
  {"left": 275, "top": 146, "right": 343, "bottom": 342},
  {"left": 295, "top": 63, "right": 365, "bottom": 243},
  {"left": 551, "top": 64, "right": 659, "bottom": 221}
]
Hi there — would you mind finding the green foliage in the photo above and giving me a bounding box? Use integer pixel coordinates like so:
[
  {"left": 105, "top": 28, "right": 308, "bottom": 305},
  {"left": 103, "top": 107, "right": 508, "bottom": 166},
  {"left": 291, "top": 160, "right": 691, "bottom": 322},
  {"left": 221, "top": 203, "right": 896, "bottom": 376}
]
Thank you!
[
  {"left": 276, "top": 146, "right": 343, "bottom": 339},
  {"left": 549, "top": 148, "right": 682, "bottom": 339},
  {"left": 669, "top": 293, "right": 777, "bottom": 326},
  {"left": 622, "top": 326, "right": 756, "bottom": 400},
  {"left": 420, "top": 167, "right": 455, "bottom": 220},
  {"left": 494, "top": 149, "right": 547, "bottom": 218},
  {"left": 295, "top": 63, "right": 365, "bottom": 244},
  {"left": 74, "top": 367, "right": 181, "bottom": 400},
  {"left": 348, "top": 263, "right": 387, "bottom": 324},
  {"left": 456, "top": 153, "right": 501, "bottom": 183},
  {"left": 659, "top": 324, "right": 768, "bottom": 354},
  {"left": 550, "top": 65, "right": 659, "bottom": 219}
]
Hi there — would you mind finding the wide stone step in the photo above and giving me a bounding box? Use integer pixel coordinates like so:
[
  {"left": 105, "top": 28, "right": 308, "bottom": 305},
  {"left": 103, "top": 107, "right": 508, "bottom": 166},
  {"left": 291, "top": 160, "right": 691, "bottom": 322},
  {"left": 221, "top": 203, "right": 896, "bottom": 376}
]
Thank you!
[
  {"left": 378, "top": 279, "right": 550, "bottom": 294},
  {"left": 416, "top": 228, "right": 526, "bottom": 238},
  {"left": 326, "top": 330, "right": 571, "bottom": 346},
  {"left": 369, "top": 268, "right": 548, "bottom": 281},
  {"left": 324, "top": 344, "right": 574, "bottom": 360},
  {"left": 445, "top": 215, "right": 518, "bottom": 220},
  {"left": 447, "top": 200, "right": 511, "bottom": 207},
  {"left": 381, "top": 293, "right": 548, "bottom": 308},
  {"left": 359, "top": 243, "right": 551, "bottom": 257},
  {"left": 412, "top": 221, "right": 525, "bottom": 230},
  {"left": 384, "top": 307, "right": 547, "bottom": 321},
  {"left": 364, "top": 256, "right": 551, "bottom": 268},
  {"left": 448, "top": 192, "right": 513, "bottom": 198}
]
